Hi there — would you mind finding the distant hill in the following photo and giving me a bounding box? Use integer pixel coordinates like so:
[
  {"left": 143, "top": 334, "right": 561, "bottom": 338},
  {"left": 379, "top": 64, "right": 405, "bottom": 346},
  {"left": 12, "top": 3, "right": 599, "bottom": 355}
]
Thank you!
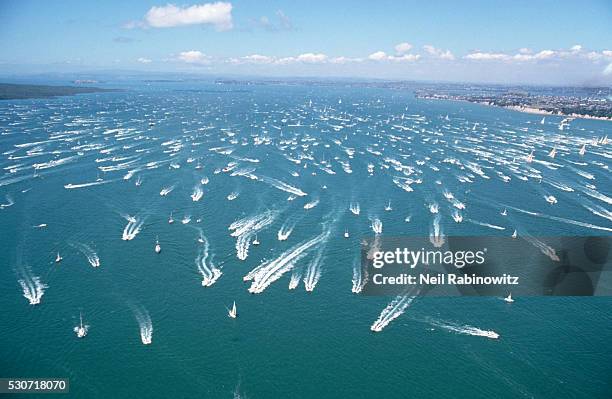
[{"left": 0, "top": 83, "right": 116, "bottom": 100}]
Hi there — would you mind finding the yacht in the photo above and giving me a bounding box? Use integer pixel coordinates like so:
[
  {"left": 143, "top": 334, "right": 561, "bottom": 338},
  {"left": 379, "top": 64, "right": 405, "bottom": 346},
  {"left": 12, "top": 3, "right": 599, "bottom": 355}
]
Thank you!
[
  {"left": 228, "top": 301, "right": 237, "bottom": 319},
  {"left": 74, "top": 313, "right": 87, "bottom": 338}
]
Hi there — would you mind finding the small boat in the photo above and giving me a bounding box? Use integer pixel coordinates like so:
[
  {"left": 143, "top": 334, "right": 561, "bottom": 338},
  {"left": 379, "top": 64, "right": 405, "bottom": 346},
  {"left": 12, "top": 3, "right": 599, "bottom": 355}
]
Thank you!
[
  {"left": 168, "top": 212, "right": 174, "bottom": 224},
  {"left": 344, "top": 229, "right": 349, "bottom": 238},
  {"left": 545, "top": 195, "right": 558, "bottom": 204},
  {"left": 55, "top": 252, "right": 63, "bottom": 263},
  {"left": 253, "top": 235, "right": 260, "bottom": 246},
  {"left": 504, "top": 293, "right": 514, "bottom": 303},
  {"left": 155, "top": 237, "right": 161, "bottom": 254},
  {"left": 228, "top": 301, "right": 237, "bottom": 318},
  {"left": 74, "top": 312, "right": 87, "bottom": 338}
]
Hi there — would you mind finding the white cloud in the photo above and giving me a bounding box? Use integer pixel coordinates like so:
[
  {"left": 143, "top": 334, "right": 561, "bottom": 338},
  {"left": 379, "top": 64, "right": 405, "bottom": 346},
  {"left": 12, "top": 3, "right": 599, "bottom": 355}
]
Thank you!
[
  {"left": 464, "top": 52, "right": 510, "bottom": 61},
  {"left": 423, "top": 45, "right": 455, "bottom": 60},
  {"left": 604, "top": 63, "right": 612, "bottom": 75},
  {"left": 368, "top": 51, "right": 388, "bottom": 61},
  {"left": 295, "top": 53, "right": 327, "bottom": 63},
  {"left": 178, "top": 50, "right": 211, "bottom": 64},
  {"left": 242, "top": 54, "right": 274, "bottom": 64},
  {"left": 137, "top": 57, "right": 152, "bottom": 63},
  {"left": 570, "top": 44, "right": 582, "bottom": 52},
  {"left": 388, "top": 54, "right": 421, "bottom": 62},
  {"left": 143, "top": 2, "right": 233, "bottom": 30},
  {"left": 368, "top": 50, "right": 420, "bottom": 62},
  {"left": 329, "top": 56, "right": 363, "bottom": 64},
  {"left": 394, "top": 42, "right": 413, "bottom": 55}
]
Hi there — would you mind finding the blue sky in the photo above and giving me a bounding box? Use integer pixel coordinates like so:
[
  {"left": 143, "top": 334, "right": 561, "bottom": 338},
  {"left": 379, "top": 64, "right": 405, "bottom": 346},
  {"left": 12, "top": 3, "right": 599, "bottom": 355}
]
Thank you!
[{"left": 1, "top": 0, "right": 611, "bottom": 84}]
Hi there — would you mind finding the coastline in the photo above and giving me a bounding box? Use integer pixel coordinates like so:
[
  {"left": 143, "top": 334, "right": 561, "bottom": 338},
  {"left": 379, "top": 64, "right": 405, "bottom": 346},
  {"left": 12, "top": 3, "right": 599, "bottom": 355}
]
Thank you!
[{"left": 418, "top": 96, "right": 612, "bottom": 122}]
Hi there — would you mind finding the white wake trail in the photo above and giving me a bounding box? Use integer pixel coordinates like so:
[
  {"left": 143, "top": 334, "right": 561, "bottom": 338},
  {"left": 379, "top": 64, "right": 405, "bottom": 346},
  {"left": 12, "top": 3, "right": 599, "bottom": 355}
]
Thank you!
[
  {"left": 424, "top": 318, "right": 499, "bottom": 339},
  {"left": 245, "top": 232, "right": 328, "bottom": 294},
  {"left": 229, "top": 210, "right": 277, "bottom": 260},
  {"left": 72, "top": 243, "right": 100, "bottom": 267},
  {"left": 370, "top": 293, "right": 416, "bottom": 332},
  {"left": 121, "top": 214, "right": 145, "bottom": 241},
  {"left": 195, "top": 235, "right": 222, "bottom": 287},
  {"left": 132, "top": 305, "right": 153, "bottom": 345},
  {"left": 17, "top": 266, "right": 47, "bottom": 305}
]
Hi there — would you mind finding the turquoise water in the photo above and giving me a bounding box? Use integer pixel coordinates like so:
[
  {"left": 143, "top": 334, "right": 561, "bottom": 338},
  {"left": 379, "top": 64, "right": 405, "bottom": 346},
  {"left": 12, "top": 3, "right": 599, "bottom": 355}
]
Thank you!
[{"left": 0, "top": 82, "right": 611, "bottom": 398}]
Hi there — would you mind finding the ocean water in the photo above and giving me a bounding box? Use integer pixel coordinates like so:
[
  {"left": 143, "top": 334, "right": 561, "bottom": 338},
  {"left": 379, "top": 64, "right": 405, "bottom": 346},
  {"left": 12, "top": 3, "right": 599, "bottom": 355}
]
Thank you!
[{"left": 0, "top": 82, "right": 611, "bottom": 398}]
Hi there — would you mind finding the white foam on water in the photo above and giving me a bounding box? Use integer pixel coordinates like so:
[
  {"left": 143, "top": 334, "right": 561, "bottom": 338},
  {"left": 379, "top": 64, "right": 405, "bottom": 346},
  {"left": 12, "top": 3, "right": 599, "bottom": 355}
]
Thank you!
[
  {"left": 277, "top": 217, "right": 297, "bottom": 241},
  {"left": 121, "top": 214, "right": 145, "bottom": 241},
  {"left": 71, "top": 243, "right": 100, "bottom": 267},
  {"left": 370, "top": 294, "right": 416, "bottom": 332},
  {"left": 195, "top": 235, "right": 222, "bottom": 287},
  {"left": 288, "top": 268, "right": 302, "bottom": 290},
  {"left": 191, "top": 185, "right": 203, "bottom": 202},
  {"left": 370, "top": 218, "right": 383, "bottom": 234},
  {"left": 303, "top": 243, "right": 326, "bottom": 292},
  {"left": 245, "top": 232, "right": 327, "bottom": 294},
  {"left": 429, "top": 214, "right": 444, "bottom": 248},
  {"left": 229, "top": 210, "right": 277, "bottom": 260},
  {"left": 17, "top": 266, "right": 47, "bottom": 305},
  {"left": 132, "top": 305, "right": 153, "bottom": 345},
  {"left": 424, "top": 318, "right": 499, "bottom": 339},
  {"left": 257, "top": 175, "right": 307, "bottom": 197}
]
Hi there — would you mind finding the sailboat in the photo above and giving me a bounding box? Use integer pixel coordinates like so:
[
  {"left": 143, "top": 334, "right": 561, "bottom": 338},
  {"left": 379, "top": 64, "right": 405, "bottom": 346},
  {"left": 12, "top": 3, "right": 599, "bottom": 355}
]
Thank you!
[
  {"left": 228, "top": 301, "right": 237, "bottom": 318},
  {"left": 384, "top": 200, "right": 392, "bottom": 211},
  {"left": 526, "top": 150, "right": 534, "bottom": 163},
  {"left": 155, "top": 237, "right": 161, "bottom": 254},
  {"left": 504, "top": 293, "right": 514, "bottom": 303},
  {"left": 75, "top": 312, "right": 87, "bottom": 338},
  {"left": 579, "top": 144, "right": 586, "bottom": 156},
  {"left": 168, "top": 212, "right": 174, "bottom": 224},
  {"left": 55, "top": 252, "right": 63, "bottom": 263},
  {"left": 540, "top": 117, "right": 545, "bottom": 125},
  {"left": 511, "top": 230, "right": 518, "bottom": 239},
  {"left": 501, "top": 208, "right": 507, "bottom": 216},
  {"left": 344, "top": 229, "right": 349, "bottom": 238},
  {"left": 253, "top": 235, "right": 260, "bottom": 246},
  {"left": 135, "top": 176, "right": 142, "bottom": 186},
  {"left": 548, "top": 147, "right": 557, "bottom": 158}
]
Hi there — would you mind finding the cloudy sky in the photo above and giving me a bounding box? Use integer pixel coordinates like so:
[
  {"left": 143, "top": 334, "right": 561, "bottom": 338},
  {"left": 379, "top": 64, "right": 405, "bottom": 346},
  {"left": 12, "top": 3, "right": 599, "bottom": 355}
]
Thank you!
[{"left": 1, "top": 0, "right": 612, "bottom": 84}]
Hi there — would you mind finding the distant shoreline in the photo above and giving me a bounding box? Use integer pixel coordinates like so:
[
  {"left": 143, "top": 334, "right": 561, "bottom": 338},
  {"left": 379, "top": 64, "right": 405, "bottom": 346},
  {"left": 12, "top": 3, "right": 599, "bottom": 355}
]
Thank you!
[
  {"left": 417, "top": 95, "right": 612, "bottom": 122},
  {"left": 0, "top": 83, "right": 116, "bottom": 100},
  {"left": 490, "top": 103, "right": 612, "bottom": 122}
]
